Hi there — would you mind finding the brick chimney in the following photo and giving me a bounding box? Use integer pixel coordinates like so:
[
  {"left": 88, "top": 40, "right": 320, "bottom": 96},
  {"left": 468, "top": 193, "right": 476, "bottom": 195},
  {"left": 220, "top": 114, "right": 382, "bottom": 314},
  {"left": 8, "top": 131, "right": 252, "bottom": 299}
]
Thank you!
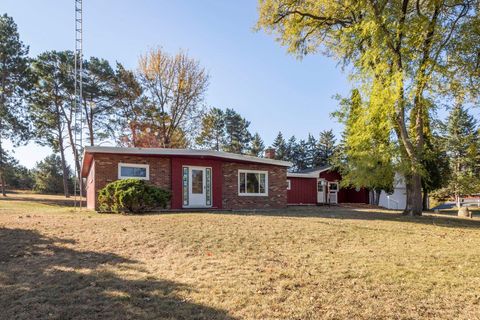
[{"left": 265, "top": 148, "right": 276, "bottom": 159}]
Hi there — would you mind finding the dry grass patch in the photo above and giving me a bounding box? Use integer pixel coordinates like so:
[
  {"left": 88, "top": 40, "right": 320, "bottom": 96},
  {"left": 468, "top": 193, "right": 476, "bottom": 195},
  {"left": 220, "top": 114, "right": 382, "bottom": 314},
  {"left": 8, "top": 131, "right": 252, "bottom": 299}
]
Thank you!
[{"left": 1, "top": 194, "right": 480, "bottom": 319}]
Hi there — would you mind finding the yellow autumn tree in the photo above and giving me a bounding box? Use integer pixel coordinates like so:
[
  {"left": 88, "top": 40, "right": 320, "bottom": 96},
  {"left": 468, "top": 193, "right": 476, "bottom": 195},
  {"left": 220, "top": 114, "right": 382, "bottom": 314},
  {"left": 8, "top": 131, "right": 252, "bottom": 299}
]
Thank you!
[{"left": 257, "top": 0, "right": 479, "bottom": 215}]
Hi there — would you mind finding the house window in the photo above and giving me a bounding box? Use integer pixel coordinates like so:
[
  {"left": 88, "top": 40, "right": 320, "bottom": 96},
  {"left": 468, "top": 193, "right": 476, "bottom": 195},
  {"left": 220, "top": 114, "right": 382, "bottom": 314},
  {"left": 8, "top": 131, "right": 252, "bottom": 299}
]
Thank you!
[
  {"left": 182, "top": 167, "right": 189, "bottom": 206},
  {"left": 118, "top": 163, "right": 149, "bottom": 180},
  {"left": 191, "top": 169, "right": 204, "bottom": 194},
  {"left": 205, "top": 168, "right": 212, "bottom": 206},
  {"left": 238, "top": 170, "right": 268, "bottom": 196},
  {"left": 317, "top": 180, "right": 324, "bottom": 192},
  {"left": 329, "top": 182, "right": 338, "bottom": 191},
  {"left": 287, "top": 179, "right": 291, "bottom": 190}
]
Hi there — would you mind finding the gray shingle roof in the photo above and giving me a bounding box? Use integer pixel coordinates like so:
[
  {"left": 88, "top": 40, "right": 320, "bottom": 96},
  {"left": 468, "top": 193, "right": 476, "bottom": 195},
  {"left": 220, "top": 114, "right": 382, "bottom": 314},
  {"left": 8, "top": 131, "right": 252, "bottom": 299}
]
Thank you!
[{"left": 295, "top": 165, "right": 331, "bottom": 174}]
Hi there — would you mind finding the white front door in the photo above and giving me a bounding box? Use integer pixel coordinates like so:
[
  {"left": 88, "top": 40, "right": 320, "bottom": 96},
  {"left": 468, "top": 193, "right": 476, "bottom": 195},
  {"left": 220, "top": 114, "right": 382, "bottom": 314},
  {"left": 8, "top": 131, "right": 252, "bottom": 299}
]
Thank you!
[
  {"left": 317, "top": 179, "right": 325, "bottom": 203},
  {"left": 328, "top": 182, "right": 339, "bottom": 204},
  {"left": 183, "top": 166, "right": 212, "bottom": 208},
  {"left": 189, "top": 167, "right": 206, "bottom": 207}
]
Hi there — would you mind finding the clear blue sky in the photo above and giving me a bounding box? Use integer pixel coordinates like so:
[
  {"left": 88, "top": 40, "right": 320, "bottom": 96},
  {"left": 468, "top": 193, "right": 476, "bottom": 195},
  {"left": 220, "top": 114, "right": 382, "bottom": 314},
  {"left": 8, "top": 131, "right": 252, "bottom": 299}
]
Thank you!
[{"left": 4, "top": 0, "right": 353, "bottom": 168}]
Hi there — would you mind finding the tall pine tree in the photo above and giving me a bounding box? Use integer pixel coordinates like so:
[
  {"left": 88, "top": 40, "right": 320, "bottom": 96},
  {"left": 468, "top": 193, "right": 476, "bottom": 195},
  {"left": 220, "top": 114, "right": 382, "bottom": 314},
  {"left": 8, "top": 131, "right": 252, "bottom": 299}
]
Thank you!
[
  {"left": 292, "top": 139, "right": 309, "bottom": 170},
  {"left": 285, "top": 136, "right": 297, "bottom": 167},
  {"left": 83, "top": 57, "right": 115, "bottom": 146},
  {"left": 0, "top": 14, "right": 31, "bottom": 196},
  {"left": 317, "top": 130, "right": 336, "bottom": 166},
  {"left": 305, "top": 134, "right": 318, "bottom": 167},
  {"left": 272, "top": 132, "right": 287, "bottom": 160},
  {"left": 195, "top": 107, "right": 225, "bottom": 151},
  {"left": 249, "top": 132, "right": 265, "bottom": 157},
  {"left": 223, "top": 108, "right": 252, "bottom": 154},
  {"left": 30, "top": 51, "right": 76, "bottom": 198},
  {"left": 442, "top": 105, "right": 479, "bottom": 208},
  {"left": 420, "top": 103, "right": 450, "bottom": 210}
]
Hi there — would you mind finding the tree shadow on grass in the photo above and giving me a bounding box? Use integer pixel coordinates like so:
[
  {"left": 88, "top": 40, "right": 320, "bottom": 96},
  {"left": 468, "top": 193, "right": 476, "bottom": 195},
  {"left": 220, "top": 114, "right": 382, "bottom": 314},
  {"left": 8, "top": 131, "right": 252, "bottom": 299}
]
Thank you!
[
  {"left": 222, "top": 205, "right": 480, "bottom": 230},
  {"left": 0, "top": 194, "right": 82, "bottom": 208},
  {"left": 0, "top": 228, "right": 235, "bottom": 320}
]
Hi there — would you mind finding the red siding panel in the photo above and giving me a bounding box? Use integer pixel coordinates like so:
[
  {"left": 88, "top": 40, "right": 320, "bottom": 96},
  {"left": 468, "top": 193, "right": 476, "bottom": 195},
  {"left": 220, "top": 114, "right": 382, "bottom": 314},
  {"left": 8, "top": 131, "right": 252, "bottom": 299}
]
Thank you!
[
  {"left": 171, "top": 157, "right": 223, "bottom": 209},
  {"left": 287, "top": 177, "right": 317, "bottom": 205},
  {"left": 320, "top": 170, "right": 369, "bottom": 204},
  {"left": 319, "top": 170, "right": 342, "bottom": 181},
  {"left": 288, "top": 169, "right": 370, "bottom": 205},
  {"left": 338, "top": 187, "right": 369, "bottom": 204}
]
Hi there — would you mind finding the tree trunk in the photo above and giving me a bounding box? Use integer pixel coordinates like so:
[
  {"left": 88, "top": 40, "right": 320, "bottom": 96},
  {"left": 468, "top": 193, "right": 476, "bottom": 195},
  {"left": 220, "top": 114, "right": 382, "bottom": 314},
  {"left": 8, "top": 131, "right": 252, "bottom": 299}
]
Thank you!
[
  {"left": 374, "top": 189, "right": 381, "bottom": 206},
  {"left": 85, "top": 100, "right": 95, "bottom": 147},
  {"left": 59, "top": 146, "right": 70, "bottom": 198},
  {"left": 0, "top": 135, "right": 5, "bottom": 197},
  {"left": 65, "top": 118, "right": 84, "bottom": 199},
  {"left": 164, "top": 135, "right": 171, "bottom": 148},
  {"left": 422, "top": 188, "right": 429, "bottom": 211},
  {"left": 0, "top": 173, "right": 6, "bottom": 197},
  {"left": 88, "top": 123, "right": 94, "bottom": 146},
  {"left": 408, "top": 173, "right": 423, "bottom": 215},
  {"left": 66, "top": 120, "right": 81, "bottom": 181},
  {"left": 403, "top": 176, "right": 412, "bottom": 214},
  {"left": 88, "top": 108, "right": 94, "bottom": 146},
  {"left": 55, "top": 113, "right": 70, "bottom": 198}
]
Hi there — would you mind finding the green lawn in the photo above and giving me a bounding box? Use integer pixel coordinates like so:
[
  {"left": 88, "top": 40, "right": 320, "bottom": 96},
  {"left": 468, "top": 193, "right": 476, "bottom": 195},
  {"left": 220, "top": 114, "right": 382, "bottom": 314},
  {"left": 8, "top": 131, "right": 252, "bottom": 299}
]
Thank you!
[{"left": 1, "top": 193, "right": 480, "bottom": 319}]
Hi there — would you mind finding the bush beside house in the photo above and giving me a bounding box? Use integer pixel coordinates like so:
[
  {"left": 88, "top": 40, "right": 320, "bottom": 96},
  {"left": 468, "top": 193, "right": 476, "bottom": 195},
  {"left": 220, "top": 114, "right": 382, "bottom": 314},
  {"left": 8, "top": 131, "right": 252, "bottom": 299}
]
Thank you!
[{"left": 98, "top": 179, "right": 170, "bottom": 213}]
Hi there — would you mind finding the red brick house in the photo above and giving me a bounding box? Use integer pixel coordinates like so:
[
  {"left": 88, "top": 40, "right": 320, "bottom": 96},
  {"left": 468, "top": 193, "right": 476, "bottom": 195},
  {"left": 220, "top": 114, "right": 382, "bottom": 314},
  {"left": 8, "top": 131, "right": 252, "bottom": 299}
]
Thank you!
[
  {"left": 287, "top": 165, "right": 369, "bottom": 205},
  {"left": 81, "top": 146, "right": 291, "bottom": 211}
]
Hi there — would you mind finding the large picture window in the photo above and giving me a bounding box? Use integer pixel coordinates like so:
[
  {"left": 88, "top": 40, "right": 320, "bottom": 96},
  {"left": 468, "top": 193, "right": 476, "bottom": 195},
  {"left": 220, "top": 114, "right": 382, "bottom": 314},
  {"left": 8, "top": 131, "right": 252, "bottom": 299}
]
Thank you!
[
  {"left": 238, "top": 170, "right": 268, "bottom": 196},
  {"left": 118, "top": 163, "right": 149, "bottom": 180}
]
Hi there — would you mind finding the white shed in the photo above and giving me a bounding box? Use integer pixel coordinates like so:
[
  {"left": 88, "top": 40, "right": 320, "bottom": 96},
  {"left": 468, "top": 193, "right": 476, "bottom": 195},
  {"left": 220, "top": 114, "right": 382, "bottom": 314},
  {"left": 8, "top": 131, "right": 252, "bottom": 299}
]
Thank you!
[{"left": 378, "top": 173, "right": 407, "bottom": 210}]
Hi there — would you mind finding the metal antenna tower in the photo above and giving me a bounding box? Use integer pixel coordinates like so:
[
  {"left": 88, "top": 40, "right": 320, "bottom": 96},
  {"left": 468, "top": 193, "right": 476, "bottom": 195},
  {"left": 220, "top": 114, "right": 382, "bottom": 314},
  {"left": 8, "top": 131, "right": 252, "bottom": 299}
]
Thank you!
[{"left": 74, "top": 0, "right": 83, "bottom": 209}]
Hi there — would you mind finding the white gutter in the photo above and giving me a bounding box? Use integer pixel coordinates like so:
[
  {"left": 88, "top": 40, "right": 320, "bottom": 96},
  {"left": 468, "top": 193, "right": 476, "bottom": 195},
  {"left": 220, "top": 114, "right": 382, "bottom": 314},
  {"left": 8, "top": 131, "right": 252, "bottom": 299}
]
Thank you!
[
  {"left": 287, "top": 172, "right": 318, "bottom": 178},
  {"left": 287, "top": 166, "right": 332, "bottom": 178},
  {"left": 83, "top": 146, "right": 292, "bottom": 167}
]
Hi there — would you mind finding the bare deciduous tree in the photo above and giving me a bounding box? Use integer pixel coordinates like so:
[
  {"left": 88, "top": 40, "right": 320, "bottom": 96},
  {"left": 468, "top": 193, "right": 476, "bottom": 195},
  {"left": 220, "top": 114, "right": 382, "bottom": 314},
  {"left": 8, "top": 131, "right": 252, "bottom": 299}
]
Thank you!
[{"left": 137, "top": 48, "right": 208, "bottom": 148}]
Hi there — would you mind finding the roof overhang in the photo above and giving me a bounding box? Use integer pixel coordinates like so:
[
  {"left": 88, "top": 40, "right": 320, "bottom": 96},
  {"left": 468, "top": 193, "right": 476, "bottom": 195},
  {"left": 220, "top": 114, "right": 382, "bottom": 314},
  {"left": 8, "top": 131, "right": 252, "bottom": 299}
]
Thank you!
[
  {"left": 81, "top": 146, "right": 293, "bottom": 177},
  {"left": 287, "top": 166, "right": 332, "bottom": 179},
  {"left": 287, "top": 172, "right": 319, "bottom": 178},
  {"left": 81, "top": 151, "right": 95, "bottom": 178}
]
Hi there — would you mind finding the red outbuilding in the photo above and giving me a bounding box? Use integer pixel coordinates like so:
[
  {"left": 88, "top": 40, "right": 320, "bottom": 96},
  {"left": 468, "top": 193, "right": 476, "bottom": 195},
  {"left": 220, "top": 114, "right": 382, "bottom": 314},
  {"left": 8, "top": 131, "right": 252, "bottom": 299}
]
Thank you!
[{"left": 287, "top": 166, "right": 369, "bottom": 205}]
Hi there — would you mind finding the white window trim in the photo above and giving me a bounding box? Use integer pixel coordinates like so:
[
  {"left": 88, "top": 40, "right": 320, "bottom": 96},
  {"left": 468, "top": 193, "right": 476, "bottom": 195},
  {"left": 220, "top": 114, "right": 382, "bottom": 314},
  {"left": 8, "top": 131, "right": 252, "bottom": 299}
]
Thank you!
[
  {"left": 317, "top": 179, "right": 326, "bottom": 192},
  {"left": 287, "top": 179, "right": 291, "bottom": 190},
  {"left": 118, "top": 163, "right": 150, "bottom": 180},
  {"left": 238, "top": 169, "right": 268, "bottom": 196},
  {"left": 329, "top": 181, "right": 339, "bottom": 191}
]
